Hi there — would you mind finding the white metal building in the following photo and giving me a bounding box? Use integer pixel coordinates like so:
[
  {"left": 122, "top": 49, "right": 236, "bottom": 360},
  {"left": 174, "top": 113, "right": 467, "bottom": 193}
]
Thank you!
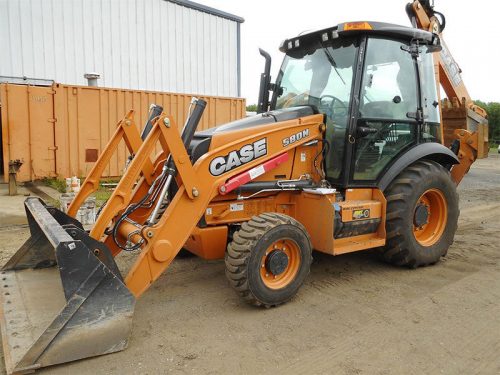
[{"left": 0, "top": 0, "right": 244, "bottom": 97}]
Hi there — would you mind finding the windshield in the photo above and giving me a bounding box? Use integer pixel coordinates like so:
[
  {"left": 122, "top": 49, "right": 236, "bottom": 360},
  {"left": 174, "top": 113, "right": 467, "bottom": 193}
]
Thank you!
[
  {"left": 273, "top": 38, "right": 358, "bottom": 181},
  {"left": 273, "top": 38, "right": 358, "bottom": 119}
]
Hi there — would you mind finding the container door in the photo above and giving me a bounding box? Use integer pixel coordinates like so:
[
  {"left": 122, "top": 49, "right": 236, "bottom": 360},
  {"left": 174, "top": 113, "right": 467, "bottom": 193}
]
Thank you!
[
  {"left": 0, "top": 84, "right": 56, "bottom": 182},
  {"left": 27, "top": 85, "right": 57, "bottom": 180}
]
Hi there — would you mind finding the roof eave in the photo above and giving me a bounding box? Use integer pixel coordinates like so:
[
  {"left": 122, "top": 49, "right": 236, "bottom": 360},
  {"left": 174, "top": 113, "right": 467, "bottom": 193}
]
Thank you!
[{"left": 166, "top": 0, "right": 244, "bottom": 23}]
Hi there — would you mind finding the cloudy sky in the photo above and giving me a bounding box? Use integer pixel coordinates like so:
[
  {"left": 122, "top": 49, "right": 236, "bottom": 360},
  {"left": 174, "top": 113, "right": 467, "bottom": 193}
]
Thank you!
[{"left": 200, "top": 0, "right": 500, "bottom": 104}]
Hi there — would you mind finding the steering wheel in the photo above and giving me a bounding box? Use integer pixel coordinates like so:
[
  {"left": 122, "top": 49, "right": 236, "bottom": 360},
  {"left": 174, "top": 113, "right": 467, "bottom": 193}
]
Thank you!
[
  {"left": 281, "top": 92, "right": 309, "bottom": 108},
  {"left": 319, "top": 95, "right": 348, "bottom": 122}
]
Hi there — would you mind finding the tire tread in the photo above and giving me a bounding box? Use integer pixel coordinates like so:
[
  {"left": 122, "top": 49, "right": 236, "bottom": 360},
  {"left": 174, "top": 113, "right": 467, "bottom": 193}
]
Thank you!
[
  {"left": 381, "top": 160, "right": 459, "bottom": 267},
  {"left": 225, "top": 213, "right": 310, "bottom": 307}
]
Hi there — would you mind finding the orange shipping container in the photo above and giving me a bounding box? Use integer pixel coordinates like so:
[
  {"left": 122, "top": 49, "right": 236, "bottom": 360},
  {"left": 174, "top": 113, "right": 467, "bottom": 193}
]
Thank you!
[{"left": 0, "top": 83, "right": 246, "bottom": 182}]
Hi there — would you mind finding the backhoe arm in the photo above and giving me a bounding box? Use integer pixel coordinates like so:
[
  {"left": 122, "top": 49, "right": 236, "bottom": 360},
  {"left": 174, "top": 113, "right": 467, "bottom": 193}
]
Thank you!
[{"left": 408, "top": 0, "right": 489, "bottom": 183}]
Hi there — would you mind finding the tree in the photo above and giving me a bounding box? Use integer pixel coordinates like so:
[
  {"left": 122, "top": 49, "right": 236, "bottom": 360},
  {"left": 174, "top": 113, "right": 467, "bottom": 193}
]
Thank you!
[{"left": 474, "top": 101, "right": 500, "bottom": 144}]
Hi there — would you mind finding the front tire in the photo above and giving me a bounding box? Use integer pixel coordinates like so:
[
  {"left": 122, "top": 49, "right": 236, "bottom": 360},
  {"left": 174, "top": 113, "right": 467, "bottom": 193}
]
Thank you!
[
  {"left": 225, "top": 213, "right": 312, "bottom": 307},
  {"left": 381, "top": 160, "right": 459, "bottom": 268}
]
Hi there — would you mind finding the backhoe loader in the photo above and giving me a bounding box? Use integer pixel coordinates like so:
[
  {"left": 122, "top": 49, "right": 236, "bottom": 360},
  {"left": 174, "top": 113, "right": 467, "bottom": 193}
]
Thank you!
[{"left": 0, "top": 1, "right": 488, "bottom": 373}]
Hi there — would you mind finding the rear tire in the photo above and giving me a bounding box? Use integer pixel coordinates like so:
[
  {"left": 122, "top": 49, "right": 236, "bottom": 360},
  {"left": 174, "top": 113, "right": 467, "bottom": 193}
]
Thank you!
[
  {"left": 225, "top": 213, "right": 312, "bottom": 307},
  {"left": 381, "top": 160, "right": 459, "bottom": 268}
]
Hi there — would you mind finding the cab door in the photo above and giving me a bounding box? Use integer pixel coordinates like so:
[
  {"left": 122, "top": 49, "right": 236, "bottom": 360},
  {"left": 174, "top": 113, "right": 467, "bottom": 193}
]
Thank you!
[
  {"left": 350, "top": 37, "right": 419, "bottom": 184},
  {"left": 347, "top": 37, "right": 442, "bottom": 187}
]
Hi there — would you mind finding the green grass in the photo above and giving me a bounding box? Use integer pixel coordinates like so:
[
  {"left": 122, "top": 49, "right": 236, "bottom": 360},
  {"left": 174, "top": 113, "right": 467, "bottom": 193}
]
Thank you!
[
  {"left": 94, "top": 187, "right": 113, "bottom": 205},
  {"left": 94, "top": 178, "right": 119, "bottom": 205},
  {"left": 42, "top": 177, "right": 67, "bottom": 193},
  {"left": 42, "top": 177, "right": 115, "bottom": 207}
]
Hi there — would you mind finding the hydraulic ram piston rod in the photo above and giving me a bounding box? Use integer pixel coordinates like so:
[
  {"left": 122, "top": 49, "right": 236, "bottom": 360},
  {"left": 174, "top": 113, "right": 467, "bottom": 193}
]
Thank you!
[{"left": 147, "top": 98, "right": 207, "bottom": 225}]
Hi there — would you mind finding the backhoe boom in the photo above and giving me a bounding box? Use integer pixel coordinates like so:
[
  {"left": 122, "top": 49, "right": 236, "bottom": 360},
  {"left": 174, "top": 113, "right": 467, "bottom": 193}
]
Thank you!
[{"left": 408, "top": 0, "right": 489, "bottom": 183}]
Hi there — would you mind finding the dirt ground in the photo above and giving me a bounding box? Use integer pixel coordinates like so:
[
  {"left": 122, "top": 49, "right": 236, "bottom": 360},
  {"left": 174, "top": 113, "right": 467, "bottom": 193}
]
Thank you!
[{"left": 0, "top": 154, "right": 499, "bottom": 375}]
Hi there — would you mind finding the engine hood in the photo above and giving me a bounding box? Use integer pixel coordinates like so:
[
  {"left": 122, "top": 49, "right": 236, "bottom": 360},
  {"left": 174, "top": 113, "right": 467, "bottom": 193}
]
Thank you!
[{"left": 188, "top": 106, "right": 318, "bottom": 163}]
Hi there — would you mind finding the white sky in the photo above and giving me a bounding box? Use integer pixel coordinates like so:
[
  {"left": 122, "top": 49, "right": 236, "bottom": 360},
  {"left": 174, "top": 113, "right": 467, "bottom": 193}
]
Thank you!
[{"left": 199, "top": 0, "right": 500, "bottom": 104}]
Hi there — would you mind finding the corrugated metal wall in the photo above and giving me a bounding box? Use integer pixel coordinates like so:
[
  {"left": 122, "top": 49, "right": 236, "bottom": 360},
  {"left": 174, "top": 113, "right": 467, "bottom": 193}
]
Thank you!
[
  {"left": 1, "top": 83, "right": 246, "bottom": 182},
  {"left": 0, "top": 0, "right": 239, "bottom": 97}
]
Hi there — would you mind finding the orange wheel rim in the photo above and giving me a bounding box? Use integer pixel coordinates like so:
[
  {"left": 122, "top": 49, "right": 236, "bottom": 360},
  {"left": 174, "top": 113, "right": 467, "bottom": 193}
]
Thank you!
[
  {"left": 260, "top": 239, "right": 301, "bottom": 290},
  {"left": 413, "top": 189, "right": 448, "bottom": 247}
]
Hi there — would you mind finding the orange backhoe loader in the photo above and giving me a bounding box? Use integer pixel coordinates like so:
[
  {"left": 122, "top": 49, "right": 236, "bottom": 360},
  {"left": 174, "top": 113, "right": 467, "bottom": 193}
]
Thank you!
[{"left": 0, "top": 1, "right": 488, "bottom": 373}]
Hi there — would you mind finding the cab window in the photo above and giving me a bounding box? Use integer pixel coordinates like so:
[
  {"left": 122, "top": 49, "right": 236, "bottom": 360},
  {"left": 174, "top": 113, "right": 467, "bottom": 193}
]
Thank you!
[{"left": 353, "top": 38, "right": 418, "bottom": 181}]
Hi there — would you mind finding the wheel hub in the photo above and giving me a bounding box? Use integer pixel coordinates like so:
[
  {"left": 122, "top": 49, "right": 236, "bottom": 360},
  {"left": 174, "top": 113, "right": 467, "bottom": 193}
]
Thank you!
[
  {"left": 414, "top": 203, "right": 429, "bottom": 228},
  {"left": 265, "top": 250, "right": 289, "bottom": 276}
]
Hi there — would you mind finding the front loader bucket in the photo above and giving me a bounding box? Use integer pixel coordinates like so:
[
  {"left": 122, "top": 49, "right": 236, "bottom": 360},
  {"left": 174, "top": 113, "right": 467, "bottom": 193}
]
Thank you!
[{"left": 0, "top": 198, "right": 135, "bottom": 374}]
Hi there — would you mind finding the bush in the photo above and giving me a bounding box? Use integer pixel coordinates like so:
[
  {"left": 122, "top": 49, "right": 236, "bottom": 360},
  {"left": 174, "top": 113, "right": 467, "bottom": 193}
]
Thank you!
[{"left": 246, "top": 104, "right": 258, "bottom": 112}]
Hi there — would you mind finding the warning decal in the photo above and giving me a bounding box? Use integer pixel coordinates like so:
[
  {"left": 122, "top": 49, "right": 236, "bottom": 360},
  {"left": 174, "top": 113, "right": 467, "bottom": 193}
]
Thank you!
[{"left": 352, "top": 209, "right": 370, "bottom": 220}]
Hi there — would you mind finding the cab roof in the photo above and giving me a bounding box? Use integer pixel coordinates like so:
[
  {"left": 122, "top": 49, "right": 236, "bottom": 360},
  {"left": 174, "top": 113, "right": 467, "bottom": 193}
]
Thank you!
[{"left": 279, "top": 21, "right": 439, "bottom": 53}]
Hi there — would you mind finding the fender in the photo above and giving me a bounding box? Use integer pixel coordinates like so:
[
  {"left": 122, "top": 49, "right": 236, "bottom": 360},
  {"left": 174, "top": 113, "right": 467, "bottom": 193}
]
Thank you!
[{"left": 378, "top": 142, "right": 459, "bottom": 191}]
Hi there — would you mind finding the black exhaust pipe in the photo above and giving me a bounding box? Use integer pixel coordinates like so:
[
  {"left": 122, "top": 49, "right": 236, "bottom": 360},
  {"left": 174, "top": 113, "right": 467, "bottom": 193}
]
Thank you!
[{"left": 257, "top": 48, "right": 272, "bottom": 114}]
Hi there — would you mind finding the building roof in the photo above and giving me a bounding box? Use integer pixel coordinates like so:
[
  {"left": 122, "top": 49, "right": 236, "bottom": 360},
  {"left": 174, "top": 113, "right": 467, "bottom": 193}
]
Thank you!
[{"left": 166, "top": 0, "right": 244, "bottom": 23}]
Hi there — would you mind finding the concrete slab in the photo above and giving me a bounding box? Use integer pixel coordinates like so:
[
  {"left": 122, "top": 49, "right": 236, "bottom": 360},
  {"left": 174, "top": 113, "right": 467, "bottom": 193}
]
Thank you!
[
  {"left": 23, "top": 182, "right": 61, "bottom": 202},
  {"left": 0, "top": 183, "right": 60, "bottom": 227},
  {"left": 0, "top": 184, "right": 32, "bottom": 227}
]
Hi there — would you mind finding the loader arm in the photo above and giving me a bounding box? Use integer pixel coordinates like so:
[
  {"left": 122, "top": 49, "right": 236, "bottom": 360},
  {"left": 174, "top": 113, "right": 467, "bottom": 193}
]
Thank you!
[
  {"left": 95, "top": 112, "right": 324, "bottom": 296},
  {"left": 408, "top": 0, "right": 489, "bottom": 183},
  {"left": 53, "top": 101, "right": 323, "bottom": 297},
  {"left": 67, "top": 110, "right": 155, "bottom": 217}
]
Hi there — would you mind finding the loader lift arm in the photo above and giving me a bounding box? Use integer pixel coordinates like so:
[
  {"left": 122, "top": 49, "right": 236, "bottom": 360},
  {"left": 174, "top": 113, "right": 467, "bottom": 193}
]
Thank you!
[
  {"left": 67, "top": 112, "right": 149, "bottom": 217},
  {"left": 58, "top": 98, "right": 324, "bottom": 297},
  {"left": 101, "top": 111, "right": 323, "bottom": 296},
  {"left": 67, "top": 105, "right": 163, "bottom": 218},
  {"left": 408, "top": 0, "right": 489, "bottom": 183}
]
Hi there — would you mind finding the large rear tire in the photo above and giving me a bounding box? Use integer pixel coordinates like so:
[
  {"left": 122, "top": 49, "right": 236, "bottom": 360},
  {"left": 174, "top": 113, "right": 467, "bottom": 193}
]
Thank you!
[
  {"left": 225, "top": 213, "right": 312, "bottom": 307},
  {"left": 381, "top": 160, "right": 459, "bottom": 268}
]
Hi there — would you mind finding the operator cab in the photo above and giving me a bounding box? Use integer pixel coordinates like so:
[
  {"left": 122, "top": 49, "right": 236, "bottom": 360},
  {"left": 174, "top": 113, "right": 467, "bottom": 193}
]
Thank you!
[{"left": 265, "top": 21, "right": 442, "bottom": 188}]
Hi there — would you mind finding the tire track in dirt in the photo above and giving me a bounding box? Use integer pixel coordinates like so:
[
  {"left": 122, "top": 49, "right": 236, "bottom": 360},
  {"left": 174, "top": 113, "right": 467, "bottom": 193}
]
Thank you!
[
  {"left": 299, "top": 251, "right": 479, "bottom": 303},
  {"left": 297, "top": 201, "right": 499, "bottom": 302},
  {"left": 284, "top": 269, "right": 500, "bottom": 375}
]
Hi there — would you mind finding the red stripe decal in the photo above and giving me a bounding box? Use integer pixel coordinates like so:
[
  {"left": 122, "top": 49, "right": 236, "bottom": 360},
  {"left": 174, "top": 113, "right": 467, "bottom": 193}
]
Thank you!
[{"left": 219, "top": 152, "right": 289, "bottom": 195}]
